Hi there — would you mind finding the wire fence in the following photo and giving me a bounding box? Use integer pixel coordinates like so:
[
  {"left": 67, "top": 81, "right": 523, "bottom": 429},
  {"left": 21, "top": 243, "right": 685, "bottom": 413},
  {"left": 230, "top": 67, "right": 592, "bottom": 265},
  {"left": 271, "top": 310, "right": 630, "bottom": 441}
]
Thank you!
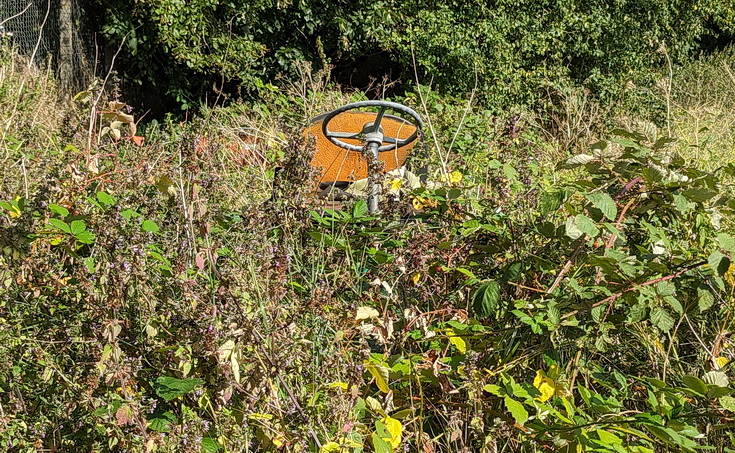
[{"left": 0, "top": 0, "right": 93, "bottom": 93}]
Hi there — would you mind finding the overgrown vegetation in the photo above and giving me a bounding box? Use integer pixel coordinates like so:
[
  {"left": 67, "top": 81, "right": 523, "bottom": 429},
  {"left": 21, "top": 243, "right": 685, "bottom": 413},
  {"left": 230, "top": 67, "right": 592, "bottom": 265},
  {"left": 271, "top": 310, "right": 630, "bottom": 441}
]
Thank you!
[{"left": 2, "top": 31, "right": 735, "bottom": 453}]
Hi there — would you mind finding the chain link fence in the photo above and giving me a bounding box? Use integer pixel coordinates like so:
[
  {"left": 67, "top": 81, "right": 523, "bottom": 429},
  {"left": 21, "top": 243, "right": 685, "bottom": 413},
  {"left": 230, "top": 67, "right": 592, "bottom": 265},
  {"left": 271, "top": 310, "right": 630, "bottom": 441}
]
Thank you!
[{"left": 1, "top": 0, "right": 93, "bottom": 93}]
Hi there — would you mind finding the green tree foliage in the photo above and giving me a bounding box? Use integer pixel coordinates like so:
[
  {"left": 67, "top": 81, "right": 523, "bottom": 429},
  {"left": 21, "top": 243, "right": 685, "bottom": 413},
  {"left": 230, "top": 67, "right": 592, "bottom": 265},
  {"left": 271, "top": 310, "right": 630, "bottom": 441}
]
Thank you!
[{"left": 88, "top": 0, "right": 735, "bottom": 110}]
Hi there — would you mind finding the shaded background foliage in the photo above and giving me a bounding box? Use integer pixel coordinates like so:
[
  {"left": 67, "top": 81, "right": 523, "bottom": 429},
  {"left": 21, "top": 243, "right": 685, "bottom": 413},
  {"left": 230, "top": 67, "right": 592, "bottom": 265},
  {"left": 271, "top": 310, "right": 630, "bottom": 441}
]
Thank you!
[{"left": 83, "top": 0, "right": 735, "bottom": 115}]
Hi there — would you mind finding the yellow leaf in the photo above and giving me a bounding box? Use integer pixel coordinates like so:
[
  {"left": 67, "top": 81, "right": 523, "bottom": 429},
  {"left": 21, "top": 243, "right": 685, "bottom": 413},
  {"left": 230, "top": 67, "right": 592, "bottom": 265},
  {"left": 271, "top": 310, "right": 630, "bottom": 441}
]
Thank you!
[
  {"left": 533, "top": 370, "right": 556, "bottom": 402},
  {"left": 319, "top": 442, "right": 343, "bottom": 453},
  {"left": 389, "top": 178, "right": 402, "bottom": 191},
  {"left": 411, "top": 272, "right": 421, "bottom": 285},
  {"left": 381, "top": 416, "right": 403, "bottom": 449},
  {"left": 365, "top": 396, "right": 386, "bottom": 416},
  {"left": 725, "top": 263, "right": 735, "bottom": 287},
  {"left": 716, "top": 356, "right": 730, "bottom": 369},
  {"left": 365, "top": 362, "right": 391, "bottom": 393},
  {"left": 356, "top": 306, "right": 380, "bottom": 321},
  {"left": 327, "top": 381, "right": 349, "bottom": 391},
  {"left": 448, "top": 170, "right": 463, "bottom": 185},
  {"left": 447, "top": 329, "right": 467, "bottom": 354}
]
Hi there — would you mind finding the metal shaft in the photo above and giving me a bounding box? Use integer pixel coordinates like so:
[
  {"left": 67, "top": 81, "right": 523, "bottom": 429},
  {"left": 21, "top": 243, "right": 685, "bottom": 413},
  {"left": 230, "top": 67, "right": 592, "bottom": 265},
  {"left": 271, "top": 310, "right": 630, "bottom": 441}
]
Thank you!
[{"left": 367, "top": 141, "right": 380, "bottom": 214}]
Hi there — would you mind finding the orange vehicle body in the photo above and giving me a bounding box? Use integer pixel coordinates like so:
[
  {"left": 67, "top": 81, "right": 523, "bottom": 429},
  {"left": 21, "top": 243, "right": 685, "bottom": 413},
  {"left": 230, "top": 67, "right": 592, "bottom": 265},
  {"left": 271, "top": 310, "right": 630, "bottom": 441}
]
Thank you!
[{"left": 303, "top": 111, "right": 418, "bottom": 186}]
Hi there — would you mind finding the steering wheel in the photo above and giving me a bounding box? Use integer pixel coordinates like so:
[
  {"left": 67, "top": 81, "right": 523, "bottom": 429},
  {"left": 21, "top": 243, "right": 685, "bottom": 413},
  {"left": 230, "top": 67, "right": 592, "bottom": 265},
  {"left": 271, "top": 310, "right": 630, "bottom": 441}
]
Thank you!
[{"left": 321, "top": 101, "right": 423, "bottom": 152}]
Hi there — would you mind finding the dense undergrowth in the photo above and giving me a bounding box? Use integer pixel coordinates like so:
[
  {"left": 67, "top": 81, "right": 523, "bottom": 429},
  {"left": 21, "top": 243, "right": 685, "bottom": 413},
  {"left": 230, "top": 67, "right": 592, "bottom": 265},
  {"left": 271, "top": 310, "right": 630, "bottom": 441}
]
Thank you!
[{"left": 2, "top": 44, "right": 735, "bottom": 453}]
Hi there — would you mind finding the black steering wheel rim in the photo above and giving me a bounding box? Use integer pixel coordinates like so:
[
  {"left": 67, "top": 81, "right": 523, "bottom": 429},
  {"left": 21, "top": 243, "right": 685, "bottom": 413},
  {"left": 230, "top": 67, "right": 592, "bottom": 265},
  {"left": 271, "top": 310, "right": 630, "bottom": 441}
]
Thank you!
[{"left": 320, "top": 100, "right": 423, "bottom": 153}]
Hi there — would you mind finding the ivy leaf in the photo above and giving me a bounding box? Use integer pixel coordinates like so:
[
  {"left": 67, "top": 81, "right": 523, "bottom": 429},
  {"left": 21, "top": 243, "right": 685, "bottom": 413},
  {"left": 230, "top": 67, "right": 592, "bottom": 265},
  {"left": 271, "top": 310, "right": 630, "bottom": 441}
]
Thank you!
[
  {"left": 472, "top": 280, "right": 500, "bottom": 320},
  {"left": 585, "top": 192, "right": 617, "bottom": 221},
  {"left": 504, "top": 396, "right": 528, "bottom": 425}
]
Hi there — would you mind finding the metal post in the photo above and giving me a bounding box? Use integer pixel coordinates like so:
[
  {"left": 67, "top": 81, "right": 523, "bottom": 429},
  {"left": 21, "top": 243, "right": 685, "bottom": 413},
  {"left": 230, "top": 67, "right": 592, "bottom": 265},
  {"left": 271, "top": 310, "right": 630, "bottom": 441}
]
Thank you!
[{"left": 367, "top": 142, "right": 381, "bottom": 214}]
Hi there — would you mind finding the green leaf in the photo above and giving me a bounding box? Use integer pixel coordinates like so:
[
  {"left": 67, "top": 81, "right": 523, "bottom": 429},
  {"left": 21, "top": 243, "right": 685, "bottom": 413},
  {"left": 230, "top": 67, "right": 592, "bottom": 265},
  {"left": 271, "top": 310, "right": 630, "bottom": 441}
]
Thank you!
[
  {"left": 650, "top": 307, "right": 674, "bottom": 332},
  {"left": 96, "top": 191, "right": 116, "bottom": 207},
  {"left": 698, "top": 288, "right": 714, "bottom": 313},
  {"left": 48, "top": 218, "right": 70, "bottom": 233},
  {"left": 154, "top": 376, "right": 203, "bottom": 402},
  {"left": 84, "top": 257, "right": 96, "bottom": 274},
  {"left": 561, "top": 154, "right": 595, "bottom": 168},
  {"left": 352, "top": 200, "right": 368, "bottom": 218},
  {"left": 565, "top": 216, "right": 584, "bottom": 240},
  {"left": 504, "top": 396, "right": 528, "bottom": 425},
  {"left": 75, "top": 230, "right": 96, "bottom": 244},
  {"left": 70, "top": 220, "right": 86, "bottom": 235},
  {"left": 682, "top": 187, "right": 718, "bottom": 203},
  {"left": 472, "top": 280, "right": 500, "bottom": 320},
  {"left": 147, "top": 411, "right": 177, "bottom": 432},
  {"left": 585, "top": 192, "right": 617, "bottom": 221},
  {"left": 718, "top": 233, "right": 735, "bottom": 253},
  {"left": 681, "top": 375, "right": 708, "bottom": 396},
  {"left": 201, "top": 437, "right": 222, "bottom": 453},
  {"left": 539, "top": 191, "right": 565, "bottom": 215},
  {"left": 708, "top": 251, "right": 731, "bottom": 276},
  {"left": 574, "top": 214, "right": 599, "bottom": 238},
  {"left": 142, "top": 219, "right": 160, "bottom": 233},
  {"left": 719, "top": 395, "right": 735, "bottom": 413},
  {"left": 49, "top": 204, "right": 69, "bottom": 217},
  {"left": 120, "top": 209, "right": 138, "bottom": 220},
  {"left": 371, "top": 431, "right": 392, "bottom": 453}
]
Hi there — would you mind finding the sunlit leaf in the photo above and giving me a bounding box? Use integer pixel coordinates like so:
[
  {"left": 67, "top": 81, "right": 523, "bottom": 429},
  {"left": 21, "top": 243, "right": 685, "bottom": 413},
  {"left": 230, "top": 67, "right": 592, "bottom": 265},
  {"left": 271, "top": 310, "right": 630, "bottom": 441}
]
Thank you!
[
  {"left": 504, "top": 396, "right": 528, "bottom": 425},
  {"left": 381, "top": 416, "right": 402, "bottom": 449},
  {"left": 365, "top": 362, "right": 390, "bottom": 393},
  {"left": 585, "top": 192, "right": 617, "bottom": 221},
  {"left": 356, "top": 306, "right": 380, "bottom": 321},
  {"left": 533, "top": 370, "right": 556, "bottom": 402}
]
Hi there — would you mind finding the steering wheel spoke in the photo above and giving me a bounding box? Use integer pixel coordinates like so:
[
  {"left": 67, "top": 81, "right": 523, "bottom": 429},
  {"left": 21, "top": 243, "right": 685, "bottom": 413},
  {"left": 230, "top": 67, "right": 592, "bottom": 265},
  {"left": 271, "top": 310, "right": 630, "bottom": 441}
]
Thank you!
[{"left": 325, "top": 131, "right": 362, "bottom": 140}]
